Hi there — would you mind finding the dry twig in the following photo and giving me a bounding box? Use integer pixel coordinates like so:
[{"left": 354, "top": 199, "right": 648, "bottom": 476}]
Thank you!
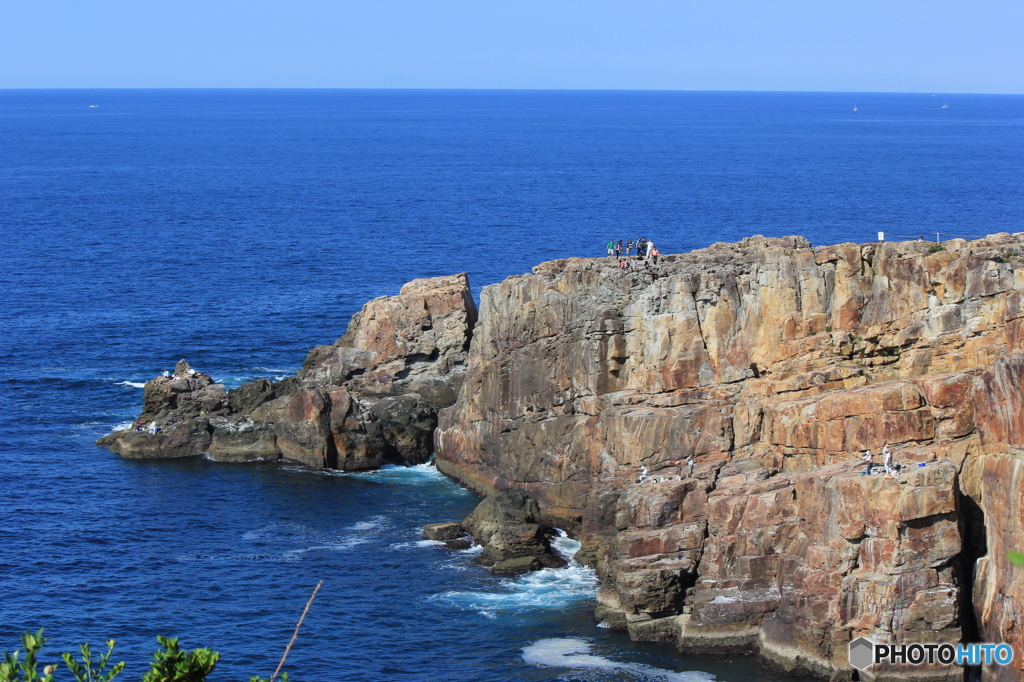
[{"left": 270, "top": 580, "right": 323, "bottom": 682}]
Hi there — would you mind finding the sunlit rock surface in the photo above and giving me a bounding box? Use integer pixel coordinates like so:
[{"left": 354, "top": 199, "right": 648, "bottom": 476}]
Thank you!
[
  {"left": 435, "top": 234, "right": 1024, "bottom": 681},
  {"left": 99, "top": 274, "right": 476, "bottom": 470}
]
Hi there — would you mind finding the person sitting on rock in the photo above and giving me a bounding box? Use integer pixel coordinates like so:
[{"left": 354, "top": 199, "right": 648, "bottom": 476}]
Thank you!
[
  {"left": 147, "top": 421, "right": 160, "bottom": 435},
  {"left": 861, "top": 449, "right": 873, "bottom": 476}
]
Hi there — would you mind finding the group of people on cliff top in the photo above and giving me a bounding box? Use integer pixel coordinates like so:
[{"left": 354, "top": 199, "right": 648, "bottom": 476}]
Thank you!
[
  {"left": 861, "top": 445, "right": 903, "bottom": 477},
  {"left": 606, "top": 238, "right": 659, "bottom": 269}
]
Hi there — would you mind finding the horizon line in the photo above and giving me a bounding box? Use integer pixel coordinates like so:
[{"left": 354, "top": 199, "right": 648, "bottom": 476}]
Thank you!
[{"left": 2, "top": 87, "right": 1022, "bottom": 96}]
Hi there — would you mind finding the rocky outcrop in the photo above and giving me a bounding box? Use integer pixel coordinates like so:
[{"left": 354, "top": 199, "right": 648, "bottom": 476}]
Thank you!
[
  {"left": 98, "top": 274, "right": 477, "bottom": 470},
  {"left": 423, "top": 490, "right": 568, "bottom": 574},
  {"left": 434, "top": 234, "right": 1024, "bottom": 681}
]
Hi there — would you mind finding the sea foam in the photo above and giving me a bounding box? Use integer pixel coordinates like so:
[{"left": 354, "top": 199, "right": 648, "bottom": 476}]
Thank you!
[
  {"left": 433, "top": 534, "right": 599, "bottom": 614},
  {"left": 522, "top": 638, "right": 715, "bottom": 681}
]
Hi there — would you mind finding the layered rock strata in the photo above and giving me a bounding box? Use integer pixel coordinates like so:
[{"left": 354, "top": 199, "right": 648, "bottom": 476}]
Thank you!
[
  {"left": 434, "top": 235, "right": 1024, "bottom": 681},
  {"left": 98, "top": 274, "right": 476, "bottom": 470}
]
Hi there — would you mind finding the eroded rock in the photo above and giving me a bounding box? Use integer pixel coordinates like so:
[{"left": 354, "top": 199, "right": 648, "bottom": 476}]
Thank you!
[
  {"left": 462, "top": 490, "right": 567, "bottom": 572},
  {"left": 434, "top": 234, "right": 1024, "bottom": 680},
  {"left": 98, "top": 274, "right": 477, "bottom": 470}
]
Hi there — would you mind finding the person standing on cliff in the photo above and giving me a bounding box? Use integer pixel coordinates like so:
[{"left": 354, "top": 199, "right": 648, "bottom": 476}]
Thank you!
[
  {"left": 607, "top": 240, "right": 615, "bottom": 257},
  {"left": 882, "top": 445, "right": 894, "bottom": 475},
  {"left": 861, "top": 450, "right": 873, "bottom": 476},
  {"left": 626, "top": 239, "right": 634, "bottom": 256}
]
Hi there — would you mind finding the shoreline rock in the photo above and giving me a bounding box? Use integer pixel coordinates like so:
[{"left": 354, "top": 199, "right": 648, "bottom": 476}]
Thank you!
[
  {"left": 98, "top": 274, "right": 477, "bottom": 471},
  {"left": 97, "top": 233, "right": 1024, "bottom": 680},
  {"left": 434, "top": 233, "right": 1024, "bottom": 681},
  {"left": 422, "top": 490, "right": 568, "bottom": 575}
]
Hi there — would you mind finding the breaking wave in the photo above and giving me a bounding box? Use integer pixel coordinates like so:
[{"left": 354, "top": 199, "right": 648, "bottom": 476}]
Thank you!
[
  {"left": 432, "top": 533, "right": 598, "bottom": 615},
  {"left": 522, "top": 638, "right": 715, "bottom": 682}
]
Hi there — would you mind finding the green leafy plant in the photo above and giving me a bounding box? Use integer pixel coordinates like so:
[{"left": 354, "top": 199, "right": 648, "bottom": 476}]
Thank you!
[
  {"left": 1009, "top": 550, "right": 1024, "bottom": 567},
  {"left": 140, "top": 637, "right": 219, "bottom": 682},
  {"left": 62, "top": 641, "right": 126, "bottom": 682},
  {"left": 249, "top": 675, "right": 289, "bottom": 682},
  {"left": 928, "top": 243, "right": 944, "bottom": 253},
  {"left": 0, "top": 630, "right": 57, "bottom": 682}
]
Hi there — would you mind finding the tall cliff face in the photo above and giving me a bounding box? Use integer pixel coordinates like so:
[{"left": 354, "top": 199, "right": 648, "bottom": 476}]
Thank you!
[
  {"left": 99, "top": 274, "right": 476, "bottom": 470},
  {"left": 435, "top": 235, "right": 1024, "bottom": 681}
]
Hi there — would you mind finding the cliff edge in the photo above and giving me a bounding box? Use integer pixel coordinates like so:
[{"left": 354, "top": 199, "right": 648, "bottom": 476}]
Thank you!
[{"left": 435, "top": 234, "right": 1024, "bottom": 681}]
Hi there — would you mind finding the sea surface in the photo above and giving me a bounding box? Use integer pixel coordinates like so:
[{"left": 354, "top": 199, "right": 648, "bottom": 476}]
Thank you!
[{"left": 1, "top": 90, "right": 1022, "bottom": 681}]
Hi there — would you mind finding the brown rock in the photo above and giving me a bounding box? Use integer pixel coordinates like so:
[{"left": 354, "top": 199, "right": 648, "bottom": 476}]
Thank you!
[
  {"left": 422, "top": 522, "right": 464, "bottom": 542},
  {"left": 462, "top": 490, "right": 567, "bottom": 571},
  {"left": 435, "top": 234, "right": 1024, "bottom": 680},
  {"left": 98, "top": 275, "right": 477, "bottom": 470}
]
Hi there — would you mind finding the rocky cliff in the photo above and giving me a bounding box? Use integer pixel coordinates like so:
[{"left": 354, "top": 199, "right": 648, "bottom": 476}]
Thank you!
[
  {"left": 434, "top": 235, "right": 1024, "bottom": 681},
  {"left": 98, "top": 274, "right": 476, "bottom": 470}
]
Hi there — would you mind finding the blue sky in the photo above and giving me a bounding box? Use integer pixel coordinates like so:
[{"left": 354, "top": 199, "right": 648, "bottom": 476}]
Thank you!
[{"left": 1, "top": 0, "right": 1021, "bottom": 92}]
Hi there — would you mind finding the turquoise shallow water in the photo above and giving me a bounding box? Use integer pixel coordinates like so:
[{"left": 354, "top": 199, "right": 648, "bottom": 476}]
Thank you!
[{"left": 1, "top": 89, "right": 1021, "bottom": 680}]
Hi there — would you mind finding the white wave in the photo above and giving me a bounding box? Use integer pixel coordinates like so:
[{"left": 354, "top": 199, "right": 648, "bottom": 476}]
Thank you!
[
  {"left": 237, "top": 518, "right": 380, "bottom": 561},
  {"left": 276, "top": 461, "right": 461, "bottom": 490},
  {"left": 390, "top": 539, "right": 445, "bottom": 550},
  {"left": 111, "top": 420, "right": 134, "bottom": 432},
  {"left": 282, "top": 538, "right": 368, "bottom": 558},
  {"left": 243, "top": 521, "right": 374, "bottom": 543},
  {"left": 433, "top": 539, "right": 598, "bottom": 613},
  {"left": 551, "top": 530, "right": 581, "bottom": 562},
  {"left": 522, "top": 638, "right": 715, "bottom": 682},
  {"left": 347, "top": 461, "right": 450, "bottom": 484},
  {"left": 349, "top": 515, "right": 388, "bottom": 531},
  {"left": 115, "top": 381, "right": 146, "bottom": 388}
]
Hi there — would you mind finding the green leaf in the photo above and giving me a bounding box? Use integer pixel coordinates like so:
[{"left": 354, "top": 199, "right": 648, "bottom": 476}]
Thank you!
[{"left": 1008, "top": 550, "right": 1024, "bottom": 567}]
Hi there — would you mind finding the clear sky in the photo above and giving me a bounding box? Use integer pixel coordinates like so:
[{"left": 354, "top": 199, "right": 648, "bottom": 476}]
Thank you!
[{"left": 1, "top": 0, "right": 1021, "bottom": 92}]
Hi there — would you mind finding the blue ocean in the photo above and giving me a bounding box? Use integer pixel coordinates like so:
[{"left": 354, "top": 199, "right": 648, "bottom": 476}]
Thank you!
[{"left": 1, "top": 90, "right": 1022, "bottom": 681}]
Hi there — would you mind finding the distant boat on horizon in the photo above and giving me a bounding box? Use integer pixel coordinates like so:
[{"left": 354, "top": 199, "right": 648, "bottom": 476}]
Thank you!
[
  {"left": 942, "top": 104, "right": 949, "bottom": 109},
  {"left": 89, "top": 105, "right": 99, "bottom": 108},
  {"left": 853, "top": 104, "right": 858, "bottom": 111}
]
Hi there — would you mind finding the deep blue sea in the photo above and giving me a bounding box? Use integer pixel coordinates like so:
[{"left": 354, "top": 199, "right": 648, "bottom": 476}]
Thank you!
[{"left": 1, "top": 90, "right": 1022, "bottom": 681}]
